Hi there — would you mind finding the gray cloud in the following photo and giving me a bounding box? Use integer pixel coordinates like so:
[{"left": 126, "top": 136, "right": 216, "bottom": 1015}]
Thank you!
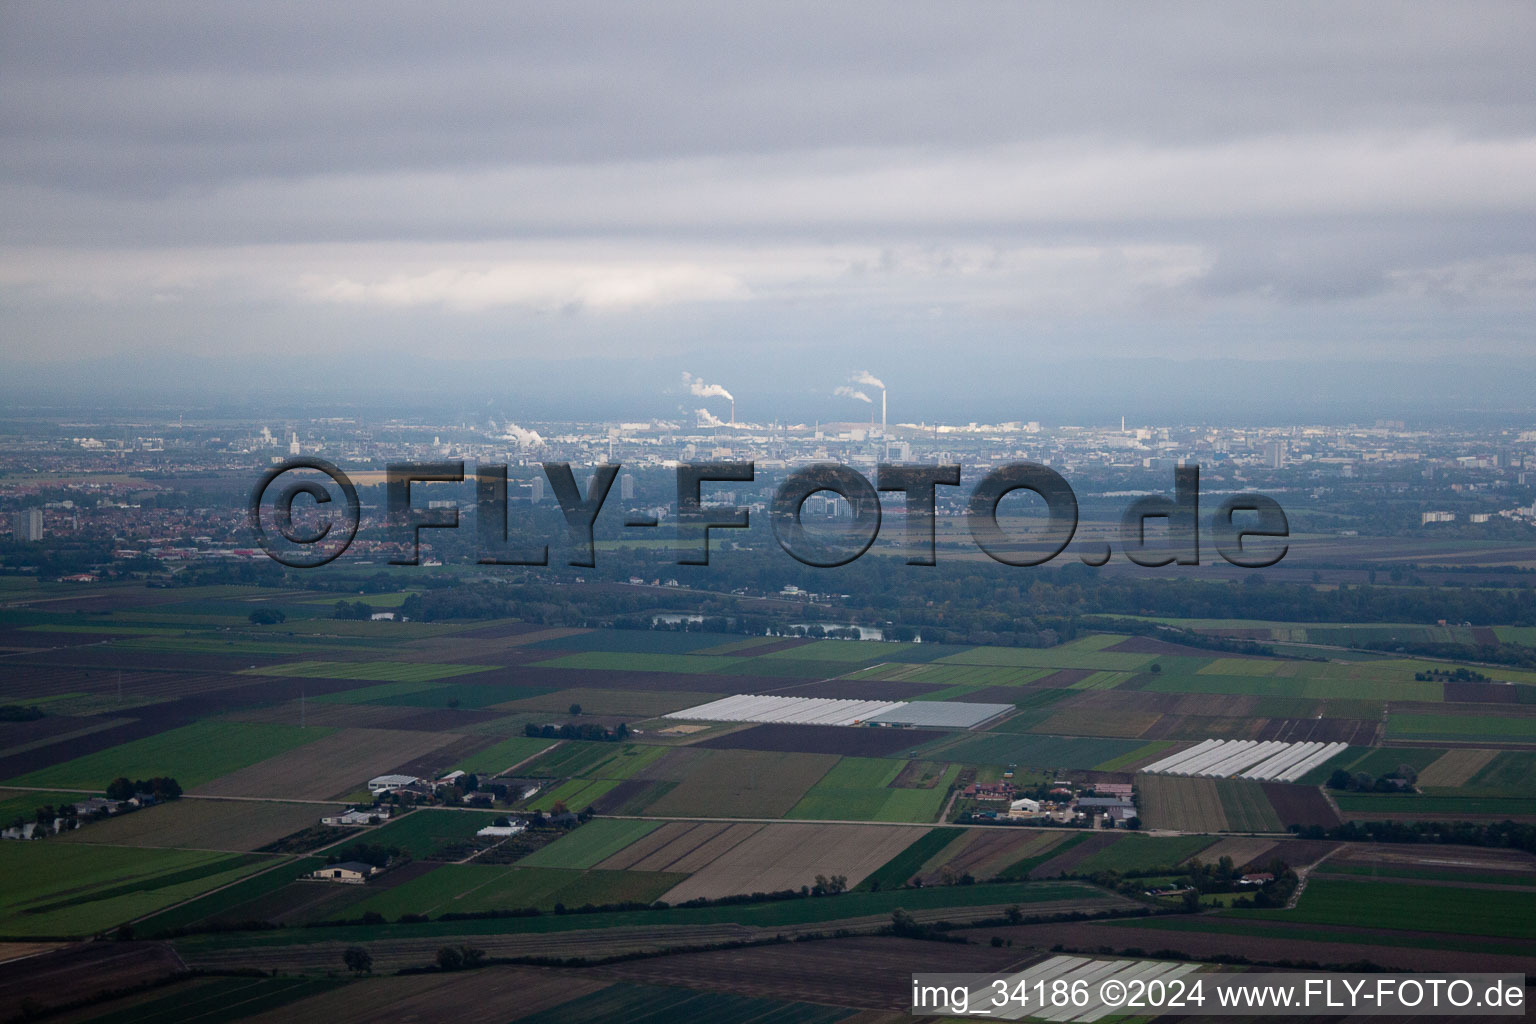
[{"left": 0, "top": 1, "right": 1533, "bottom": 407}]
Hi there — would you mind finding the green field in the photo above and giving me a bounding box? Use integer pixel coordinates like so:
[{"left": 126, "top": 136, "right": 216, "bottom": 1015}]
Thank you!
[
  {"left": 1318, "top": 862, "right": 1536, "bottom": 887},
  {"left": 1070, "top": 834, "right": 1217, "bottom": 875},
  {"left": 452, "top": 736, "right": 555, "bottom": 775},
  {"left": 362, "top": 809, "right": 504, "bottom": 859},
  {"left": 335, "top": 864, "right": 685, "bottom": 919},
  {"left": 1094, "top": 741, "right": 1178, "bottom": 772},
  {"left": 856, "top": 828, "right": 964, "bottom": 890},
  {"left": 177, "top": 879, "right": 1114, "bottom": 952},
  {"left": 845, "top": 662, "right": 1052, "bottom": 688},
  {"left": 248, "top": 661, "right": 497, "bottom": 682},
  {"left": 936, "top": 646, "right": 1154, "bottom": 672},
  {"left": 1218, "top": 779, "right": 1286, "bottom": 832},
  {"left": 1333, "top": 793, "right": 1536, "bottom": 816},
  {"left": 786, "top": 758, "right": 956, "bottom": 823},
  {"left": 526, "top": 777, "right": 620, "bottom": 812},
  {"left": 535, "top": 651, "right": 747, "bottom": 674},
  {"left": 0, "top": 843, "right": 269, "bottom": 937},
  {"left": 926, "top": 733, "right": 1145, "bottom": 770},
  {"left": 1229, "top": 878, "right": 1536, "bottom": 939},
  {"left": 516, "top": 819, "right": 661, "bottom": 869},
  {"left": 520, "top": 741, "right": 637, "bottom": 779},
  {"left": 1464, "top": 751, "right": 1536, "bottom": 795},
  {"left": 71, "top": 977, "right": 348, "bottom": 1024},
  {"left": 136, "top": 857, "right": 326, "bottom": 937},
  {"left": 1387, "top": 713, "right": 1536, "bottom": 743},
  {"left": 636, "top": 749, "right": 838, "bottom": 818},
  {"left": 6, "top": 721, "right": 330, "bottom": 790},
  {"left": 532, "top": 629, "right": 741, "bottom": 654}
]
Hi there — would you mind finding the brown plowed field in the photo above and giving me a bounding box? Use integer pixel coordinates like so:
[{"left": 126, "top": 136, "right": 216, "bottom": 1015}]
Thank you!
[
  {"left": 1108, "top": 637, "right": 1260, "bottom": 658},
  {"left": 57, "top": 798, "right": 321, "bottom": 852},
  {"left": 1258, "top": 717, "right": 1377, "bottom": 744},
  {"left": 916, "top": 829, "right": 1071, "bottom": 884},
  {"left": 1028, "top": 831, "right": 1120, "bottom": 878},
  {"left": 239, "top": 966, "right": 609, "bottom": 1024},
  {"left": 0, "top": 941, "right": 185, "bottom": 1018},
  {"left": 1183, "top": 837, "right": 1277, "bottom": 869},
  {"left": 591, "top": 935, "right": 1035, "bottom": 1011},
  {"left": 1031, "top": 669, "right": 1094, "bottom": 687},
  {"left": 657, "top": 822, "right": 922, "bottom": 902},
  {"left": 1259, "top": 782, "right": 1341, "bottom": 828},
  {"left": 1032, "top": 709, "right": 1162, "bottom": 738},
  {"left": 193, "top": 728, "right": 465, "bottom": 800},
  {"left": 692, "top": 723, "right": 946, "bottom": 756}
]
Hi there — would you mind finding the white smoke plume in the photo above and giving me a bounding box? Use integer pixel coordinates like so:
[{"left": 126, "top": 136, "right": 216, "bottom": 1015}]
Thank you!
[
  {"left": 851, "top": 370, "right": 885, "bottom": 390},
  {"left": 695, "top": 407, "right": 725, "bottom": 427},
  {"left": 499, "top": 422, "right": 544, "bottom": 447},
  {"left": 682, "top": 371, "right": 733, "bottom": 401},
  {"left": 834, "top": 385, "right": 872, "bottom": 403}
]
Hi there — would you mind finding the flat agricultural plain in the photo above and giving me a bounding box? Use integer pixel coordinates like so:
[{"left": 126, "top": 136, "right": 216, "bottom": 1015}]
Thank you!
[
  {"left": 56, "top": 798, "right": 320, "bottom": 852},
  {"left": 636, "top": 749, "right": 838, "bottom": 818},
  {"left": 657, "top": 822, "right": 923, "bottom": 903},
  {"left": 1136, "top": 773, "right": 1230, "bottom": 832},
  {"left": 193, "top": 728, "right": 467, "bottom": 800},
  {"left": 6, "top": 721, "right": 328, "bottom": 791}
]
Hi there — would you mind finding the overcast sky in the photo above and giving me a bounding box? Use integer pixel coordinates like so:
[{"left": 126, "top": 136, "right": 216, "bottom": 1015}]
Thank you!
[{"left": 1, "top": 3, "right": 1532, "bottom": 421}]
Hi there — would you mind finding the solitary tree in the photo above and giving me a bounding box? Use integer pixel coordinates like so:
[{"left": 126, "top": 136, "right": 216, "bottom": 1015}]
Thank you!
[
  {"left": 568, "top": 702, "right": 582, "bottom": 716},
  {"left": 343, "top": 946, "right": 373, "bottom": 974}
]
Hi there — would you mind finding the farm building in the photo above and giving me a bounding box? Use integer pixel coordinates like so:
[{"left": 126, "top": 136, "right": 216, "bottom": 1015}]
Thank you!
[
  {"left": 367, "top": 774, "right": 421, "bottom": 794},
  {"left": 963, "top": 782, "right": 1013, "bottom": 802},
  {"left": 308, "top": 861, "right": 375, "bottom": 884},
  {"left": 321, "top": 808, "right": 389, "bottom": 827},
  {"left": 476, "top": 822, "right": 525, "bottom": 838}
]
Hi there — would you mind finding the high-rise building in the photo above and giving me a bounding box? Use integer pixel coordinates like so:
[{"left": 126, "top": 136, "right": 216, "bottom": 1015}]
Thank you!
[
  {"left": 620, "top": 473, "right": 634, "bottom": 500},
  {"left": 12, "top": 509, "right": 42, "bottom": 542},
  {"left": 1264, "top": 441, "right": 1287, "bottom": 469},
  {"left": 530, "top": 475, "right": 545, "bottom": 504}
]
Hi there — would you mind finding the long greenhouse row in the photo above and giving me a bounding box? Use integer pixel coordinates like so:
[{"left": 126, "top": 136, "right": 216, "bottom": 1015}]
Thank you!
[
  {"left": 664, "top": 693, "right": 909, "bottom": 727},
  {"left": 1139, "top": 738, "right": 1349, "bottom": 782}
]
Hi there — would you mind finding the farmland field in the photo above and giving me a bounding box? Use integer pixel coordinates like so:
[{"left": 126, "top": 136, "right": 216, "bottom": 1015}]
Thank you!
[
  {"left": 0, "top": 843, "right": 269, "bottom": 937},
  {"left": 656, "top": 822, "right": 926, "bottom": 902},
  {"left": 786, "top": 757, "right": 956, "bottom": 822},
  {"left": 336, "top": 865, "right": 685, "bottom": 919},
  {"left": 56, "top": 798, "right": 319, "bottom": 852},
  {"left": 1229, "top": 879, "right": 1536, "bottom": 939},
  {"left": 925, "top": 733, "right": 1145, "bottom": 770},
  {"left": 246, "top": 661, "right": 497, "bottom": 682},
  {"left": 1333, "top": 794, "right": 1536, "bottom": 817},
  {"left": 1137, "top": 774, "right": 1229, "bottom": 832},
  {"left": 193, "top": 728, "right": 466, "bottom": 800},
  {"left": 452, "top": 736, "right": 554, "bottom": 775},
  {"left": 6, "top": 721, "right": 330, "bottom": 790},
  {"left": 1069, "top": 834, "right": 1217, "bottom": 874},
  {"left": 362, "top": 809, "right": 504, "bottom": 860},
  {"left": 635, "top": 749, "right": 838, "bottom": 818},
  {"left": 1387, "top": 712, "right": 1536, "bottom": 743},
  {"left": 914, "top": 829, "right": 1076, "bottom": 885},
  {"left": 859, "top": 827, "right": 964, "bottom": 889},
  {"left": 517, "top": 819, "right": 662, "bottom": 869}
]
